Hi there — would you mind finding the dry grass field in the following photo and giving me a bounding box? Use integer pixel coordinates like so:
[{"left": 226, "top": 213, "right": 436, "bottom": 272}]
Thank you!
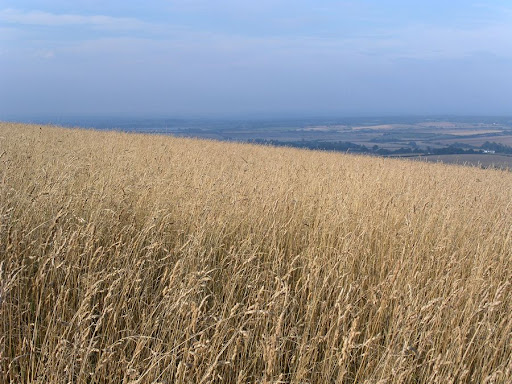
[{"left": 1, "top": 122, "right": 511, "bottom": 383}]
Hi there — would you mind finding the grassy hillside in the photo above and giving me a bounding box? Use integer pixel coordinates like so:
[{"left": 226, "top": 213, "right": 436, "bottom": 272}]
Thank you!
[{"left": 1, "top": 122, "right": 511, "bottom": 383}]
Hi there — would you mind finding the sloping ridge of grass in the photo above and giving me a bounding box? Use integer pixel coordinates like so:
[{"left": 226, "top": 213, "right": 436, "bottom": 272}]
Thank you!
[{"left": 1, "top": 122, "right": 511, "bottom": 383}]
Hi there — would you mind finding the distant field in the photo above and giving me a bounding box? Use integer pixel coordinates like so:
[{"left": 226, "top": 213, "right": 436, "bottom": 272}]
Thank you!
[
  {"left": 11, "top": 116, "right": 512, "bottom": 153},
  {"left": 1, "top": 123, "right": 511, "bottom": 383},
  {"left": 280, "top": 120, "right": 512, "bottom": 152},
  {"left": 440, "top": 129, "right": 503, "bottom": 136},
  {"left": 351, "top": 124, "right": 397, "bottom": 130},
  {"left": 437, "top": 135, "right": 512, "bottom": 147},
  {"left": 418, "top": 122, "right": 457, "bottom": 128}
]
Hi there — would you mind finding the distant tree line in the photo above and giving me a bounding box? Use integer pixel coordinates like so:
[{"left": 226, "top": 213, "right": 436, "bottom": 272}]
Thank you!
[
  {"left": 481, "top": 141, "right": 512, "bottom": 154},
  {"left": 249, "top": 139, "right": 512, "bottom": 156}
]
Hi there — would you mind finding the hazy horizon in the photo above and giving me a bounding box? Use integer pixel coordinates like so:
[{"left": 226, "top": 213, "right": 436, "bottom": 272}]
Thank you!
[{"left": 1, "top": 1, "right": 511, "bottom": 117}]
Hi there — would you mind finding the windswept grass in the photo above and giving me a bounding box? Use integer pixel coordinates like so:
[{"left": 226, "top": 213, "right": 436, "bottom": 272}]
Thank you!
[{"left": 1, "top": 122, "right": 511, "bottom": 383}]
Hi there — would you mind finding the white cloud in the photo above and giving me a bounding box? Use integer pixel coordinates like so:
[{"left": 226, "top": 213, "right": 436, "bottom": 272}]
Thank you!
[
  {"left": 0, "top": 8, "right": 151, "bottom": 30},
  {"left": 1, "top": 6, "right": 511, "bottom": 65}
]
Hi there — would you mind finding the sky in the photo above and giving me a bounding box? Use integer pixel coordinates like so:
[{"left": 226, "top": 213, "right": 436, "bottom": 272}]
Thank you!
[{"left": 1, "top": 1, "right": 511, "bottom": 118}]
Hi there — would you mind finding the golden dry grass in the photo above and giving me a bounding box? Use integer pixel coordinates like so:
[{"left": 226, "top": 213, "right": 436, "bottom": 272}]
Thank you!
[{"left": 1, "top": 122, "right": 511, "bottom": 383}]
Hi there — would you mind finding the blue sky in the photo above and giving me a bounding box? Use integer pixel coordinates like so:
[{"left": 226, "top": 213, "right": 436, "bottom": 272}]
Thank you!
[{"left": 1, "top": 1, "right": 511, "bottom": 117}]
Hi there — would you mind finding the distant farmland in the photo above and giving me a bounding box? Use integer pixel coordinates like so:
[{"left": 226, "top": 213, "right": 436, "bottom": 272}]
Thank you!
[
  {"left": 14, "top": 116, "right": 512, "bottom": 155},
  {"left": 1, "top": 122, "right": 511, "bottom": 383}
]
